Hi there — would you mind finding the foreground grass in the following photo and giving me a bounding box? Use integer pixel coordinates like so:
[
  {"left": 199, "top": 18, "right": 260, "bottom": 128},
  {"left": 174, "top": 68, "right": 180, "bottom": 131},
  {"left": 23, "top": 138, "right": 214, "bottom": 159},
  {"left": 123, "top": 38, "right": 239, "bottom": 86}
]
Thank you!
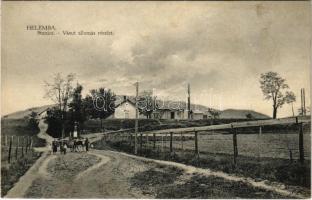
[
  {"left": 1, "top": 150, "right": 42, "bottom": 196},
  {"left": 1, "top": 118, "right": 46, "bottom": 197},
  {"left": 95, "top": 140, "right": 310, "bottom": 190},
  {"left": 130, "top": 166, "right": 292, "bottom": 198}
]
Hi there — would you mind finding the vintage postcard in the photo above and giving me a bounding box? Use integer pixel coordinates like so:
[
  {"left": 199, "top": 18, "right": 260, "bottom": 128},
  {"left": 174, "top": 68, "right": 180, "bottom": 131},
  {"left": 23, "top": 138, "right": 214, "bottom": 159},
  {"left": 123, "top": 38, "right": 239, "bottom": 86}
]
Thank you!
[{"left": 1, "top": 1, "right": 311, "bottom": 199}]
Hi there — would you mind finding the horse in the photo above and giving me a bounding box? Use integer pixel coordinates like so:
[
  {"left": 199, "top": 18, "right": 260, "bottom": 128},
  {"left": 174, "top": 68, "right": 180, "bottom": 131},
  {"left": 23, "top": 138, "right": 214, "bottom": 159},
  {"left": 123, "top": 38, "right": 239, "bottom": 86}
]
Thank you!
[{"left": 73, "top": 140, "right": 84, "bottom": 152}]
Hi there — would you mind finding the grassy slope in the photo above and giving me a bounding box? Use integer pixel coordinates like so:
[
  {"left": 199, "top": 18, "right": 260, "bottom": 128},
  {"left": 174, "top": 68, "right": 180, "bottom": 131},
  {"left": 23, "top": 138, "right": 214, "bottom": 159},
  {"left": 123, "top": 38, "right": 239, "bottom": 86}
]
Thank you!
[
  {"left": 95, "top": 140, "right": 310, "bottom": 190},
  {"left": 1, "top": 118, "right": 45, "bottom": 196},
  {"left": 130, "top": 165, "right": 292, "bottom": 198}
]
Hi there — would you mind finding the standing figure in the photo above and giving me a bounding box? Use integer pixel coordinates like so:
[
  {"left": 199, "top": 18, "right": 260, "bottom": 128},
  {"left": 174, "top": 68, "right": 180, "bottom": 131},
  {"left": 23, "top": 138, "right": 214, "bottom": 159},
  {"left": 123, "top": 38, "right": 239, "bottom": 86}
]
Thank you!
[
  {"left": 52, "top": 139, "right": 57, "bottom": 154},
  {"left": 85, "top": 138, "right": 89, "bottom": 152}
]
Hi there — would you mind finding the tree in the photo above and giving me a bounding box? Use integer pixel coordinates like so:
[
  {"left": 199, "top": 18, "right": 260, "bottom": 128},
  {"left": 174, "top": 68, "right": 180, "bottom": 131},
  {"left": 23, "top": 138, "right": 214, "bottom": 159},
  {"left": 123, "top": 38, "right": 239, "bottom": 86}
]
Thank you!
[
  {"left": 138, "top": 90, "right": 157, "bottom": 119},
  {"left": 27, "top": 111, "right": 40, "bottom": 131},
  {"left": 45, "top": 107, "right": 63, "bottom": 138},
  {"left": 207, "top": 108, "right": 220, "bottom": 125},
  {"left": 44, "top": 73, "right": 75, "bottom": 138},
  {"left": 246, "top": 113, "right": 254, "bottom": 120},
  {"left": 86, "top": 87, "right": 116, "bottom": 129},
  {"left": 68, "top": 83, "right": 87, "bottom": 137},
  {"left": 259, "top": 71, "right": 291, "bottom": 119},
  {"left": 207, "top": 108, "right": 220, "bottom": 119},
  {"left": 284, "top": 91, "right": 296, "bottom": 117}
]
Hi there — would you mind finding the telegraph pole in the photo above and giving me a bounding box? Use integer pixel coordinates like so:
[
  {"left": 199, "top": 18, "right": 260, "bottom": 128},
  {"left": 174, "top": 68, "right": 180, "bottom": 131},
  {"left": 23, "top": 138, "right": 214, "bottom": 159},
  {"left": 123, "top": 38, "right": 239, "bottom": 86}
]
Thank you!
[
  {"left": 187, "top": 83, "right": 191, "bottom": 119},
  {"left": 303, "top": 88, "right": 306, "bottom": 116},
  {"left": 134, "top": 82, "right": 139, "bottom": 154},
  {"left": 300, "top": 88, "right": 306, "bottom": 116}
]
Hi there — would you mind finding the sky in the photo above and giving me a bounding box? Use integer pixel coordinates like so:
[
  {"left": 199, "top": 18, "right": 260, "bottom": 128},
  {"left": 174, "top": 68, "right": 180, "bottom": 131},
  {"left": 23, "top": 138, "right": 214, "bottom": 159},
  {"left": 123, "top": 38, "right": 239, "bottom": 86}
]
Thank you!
[{"left": 2, "top": 1, "right": 311, "bottom": 118}]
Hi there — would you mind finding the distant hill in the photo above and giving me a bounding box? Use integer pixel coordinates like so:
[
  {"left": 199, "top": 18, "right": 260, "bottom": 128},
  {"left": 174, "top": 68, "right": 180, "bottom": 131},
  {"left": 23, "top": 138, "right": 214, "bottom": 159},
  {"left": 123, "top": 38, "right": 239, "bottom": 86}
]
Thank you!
[
  {"left": 219, "top": 109, "right": 270, "bottom": 119},
  {"left": 2, "top": 100, "right": 270, "bottom": 120},
  {"left": 2, "top": 105, "right": 54, "bottom": 119}
]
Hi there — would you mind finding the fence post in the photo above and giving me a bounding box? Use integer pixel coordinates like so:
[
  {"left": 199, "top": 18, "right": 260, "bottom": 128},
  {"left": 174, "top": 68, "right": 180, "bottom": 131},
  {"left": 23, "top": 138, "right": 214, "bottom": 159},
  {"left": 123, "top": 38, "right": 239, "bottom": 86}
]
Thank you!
[
  {"left": 299, "top": 123, "right": 304, "bottom": 164},
  {"left": 21, "top": 137, "right": 24, "bottom": 157},
  {"left": 195, "top": 131, "right": 199, "bottom": 156},
  {"left": 130, "top": 134, "right": 132, "bottom": 143},
  {"left": 181, "top": 132, "right": 184, "bottom": 152},
  {"left": 16, "top": 136, "right": 19, "bottom": 160},
  {"left": 25, "top": 136, "right": 28, "bottom": 154},
  {"left": 170, "top": 132, "right": 173, "bottom": 155},
  {"left": 140, "top": 133, "right": 143, "bottom": 154},
  {"left": 153, "top": 133, "right": 156, "bottom": 150},
  {"left": 30, "top": 137, "right": 33, "bottom": 148},
  {"left": 146, "top": 134, "right": 149, "bottom": 151},
  {"left": 232, "top": 125, "right": 238, "bottom": 165},
  {"left": 161, "top": 135, "right": 164, "bottom": 152},
  {"left": 28, "top": 136, "right": 31, "bottom": 153},
  {"left": 258, "top": 126, "right": 262, "bottom": 161},
  {"left": 165, "top": 133, "right": 167, "bottom": 151},
  {"left": 8, "top": 137, "right": 12, "bottom": 163}
]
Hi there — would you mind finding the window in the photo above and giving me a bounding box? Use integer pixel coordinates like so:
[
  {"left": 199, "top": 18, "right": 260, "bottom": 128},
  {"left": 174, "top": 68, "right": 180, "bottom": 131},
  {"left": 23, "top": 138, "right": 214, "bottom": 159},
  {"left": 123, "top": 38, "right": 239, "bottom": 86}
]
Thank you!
[
  {"left": 124, "top": 110, "right": 129, "bottom": 119},
  {"left": 170, "top": 112, "right": 175, "bottom": 119}
]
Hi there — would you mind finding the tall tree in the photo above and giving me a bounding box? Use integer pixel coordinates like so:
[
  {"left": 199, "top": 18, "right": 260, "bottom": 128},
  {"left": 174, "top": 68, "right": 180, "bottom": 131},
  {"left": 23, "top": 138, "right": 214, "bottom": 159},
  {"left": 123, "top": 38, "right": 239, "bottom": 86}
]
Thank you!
[
  {"left": 44, "top": 73, "right": 75, "bottom": 138},
  {"left": 138, "top": 90, "right": 157, "bottom": 119},
  {"left": 68, "top": 83, "right": 87, "bottom": 136},
  {"left": 87, "top": 88, "right": 116, "bottom": 129},
  {"left": 259, "top": 71, "right": 293, "bottom": 119},
  {"left": 27, "top": 111, "right": 40, "bottom": 131}
]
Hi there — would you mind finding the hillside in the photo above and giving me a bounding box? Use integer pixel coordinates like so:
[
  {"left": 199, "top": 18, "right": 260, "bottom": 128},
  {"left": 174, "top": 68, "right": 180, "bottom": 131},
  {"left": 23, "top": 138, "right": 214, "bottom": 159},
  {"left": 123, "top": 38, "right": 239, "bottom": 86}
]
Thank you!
[
  {"left": 219, "top": 109, "right": 270, "bottom": 119},
  {"left": 2, "top": 103, "right": 270, "bottom": 120},
  {"left": 2, "top": 105, "right": 53, "bottom": 119}
]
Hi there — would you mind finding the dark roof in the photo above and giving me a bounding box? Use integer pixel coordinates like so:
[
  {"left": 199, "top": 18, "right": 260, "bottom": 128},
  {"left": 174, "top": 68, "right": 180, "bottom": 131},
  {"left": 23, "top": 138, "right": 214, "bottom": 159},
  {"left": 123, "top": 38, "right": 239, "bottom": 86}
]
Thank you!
[
  {"left": 115, "top": 98, "right": 135, "bottom": 108},
  {"left": 114, "top": 95, "right": 212, "bottom": 112}
]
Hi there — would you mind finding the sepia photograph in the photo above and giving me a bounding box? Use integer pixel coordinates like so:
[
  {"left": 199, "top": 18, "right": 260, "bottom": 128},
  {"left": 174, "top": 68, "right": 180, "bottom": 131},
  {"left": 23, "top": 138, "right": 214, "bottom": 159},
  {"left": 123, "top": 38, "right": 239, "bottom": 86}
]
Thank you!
[{"left": 1, "top": 1, "right": 311, "bottom": 199}]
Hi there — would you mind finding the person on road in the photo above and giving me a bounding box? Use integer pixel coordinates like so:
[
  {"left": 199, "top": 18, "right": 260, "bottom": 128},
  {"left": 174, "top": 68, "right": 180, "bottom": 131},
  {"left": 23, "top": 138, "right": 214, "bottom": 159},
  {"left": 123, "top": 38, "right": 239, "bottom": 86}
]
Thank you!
[
  {"left": 85, "top": 138, "right": 89, "bottom": 152},
  {"left": 52, "top": 139, "right": 57, "bottom": 154}
]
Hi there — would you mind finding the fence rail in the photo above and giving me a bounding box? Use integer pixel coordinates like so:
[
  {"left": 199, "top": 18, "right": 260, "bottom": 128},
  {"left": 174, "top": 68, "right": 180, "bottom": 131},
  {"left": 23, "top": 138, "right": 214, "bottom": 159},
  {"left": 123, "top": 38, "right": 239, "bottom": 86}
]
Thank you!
[
  {"left": 1, "top": 135, "right": 34, "bottom": 164},
  {"left": 101, "top": 117, "right": 310, "bottom": 165}
]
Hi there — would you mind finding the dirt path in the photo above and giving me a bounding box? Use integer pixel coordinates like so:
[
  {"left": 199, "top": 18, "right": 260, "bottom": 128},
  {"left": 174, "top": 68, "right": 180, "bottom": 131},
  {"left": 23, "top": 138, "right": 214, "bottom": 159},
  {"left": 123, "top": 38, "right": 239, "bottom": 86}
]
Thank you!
[
  {"left": 23, "top": 150, "right": 153, "bottom": 198},
  {"left": 5, "top": 118, "right": 53, "bottom": 198},
  {"left": 5, "top": 117, "right": 309, "bottom": 199},
  {"left": 7, "top": 148, "right": 308, "bottom": 198},
  {"left": 74, "top": 152, "right": 110, "bottom": 181},
  {"left": 33, "top": 119, "right": 54, "bottom": 152},
  {"left": 109, "top": 150, "right": 309, "bottom": 198},
  {"left": 5, "top": 152, "right": 50, "bottom": 198}
]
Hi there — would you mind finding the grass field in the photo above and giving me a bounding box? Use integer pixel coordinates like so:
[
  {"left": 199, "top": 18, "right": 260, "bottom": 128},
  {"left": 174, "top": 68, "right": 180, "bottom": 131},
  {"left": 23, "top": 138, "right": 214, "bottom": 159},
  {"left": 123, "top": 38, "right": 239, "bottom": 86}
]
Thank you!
[
  {"left": 94, "top": 122, "right": 311, "bottom": 189},
  {"left": 130, "top": 167, "right": 292, "bottom": 198},
  {"left": 82, "top": 118, "right": 262, "bottom": 133}
]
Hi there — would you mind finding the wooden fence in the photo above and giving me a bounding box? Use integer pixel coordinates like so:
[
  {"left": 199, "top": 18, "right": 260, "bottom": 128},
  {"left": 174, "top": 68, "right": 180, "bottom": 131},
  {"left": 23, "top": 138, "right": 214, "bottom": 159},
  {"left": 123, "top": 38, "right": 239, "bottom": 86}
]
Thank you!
[
  {"left": 101, "top": 117, "right": 310, "bottom": 165},
  {"left": 1, "top": 135, "right": 34, "bottom": 164}
]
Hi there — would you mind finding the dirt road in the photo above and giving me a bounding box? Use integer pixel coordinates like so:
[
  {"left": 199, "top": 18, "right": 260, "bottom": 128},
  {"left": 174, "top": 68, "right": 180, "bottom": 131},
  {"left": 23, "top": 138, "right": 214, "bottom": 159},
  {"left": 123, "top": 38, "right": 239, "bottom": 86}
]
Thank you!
[
  {"left": 4, "top": 118, "right": 309, "bottom": 198},
  {"left": 2, "top": 149, "right": 302, "bottom": 198},
  {"left": 23, "top": 150, "right": 153, "bottom": 198}
]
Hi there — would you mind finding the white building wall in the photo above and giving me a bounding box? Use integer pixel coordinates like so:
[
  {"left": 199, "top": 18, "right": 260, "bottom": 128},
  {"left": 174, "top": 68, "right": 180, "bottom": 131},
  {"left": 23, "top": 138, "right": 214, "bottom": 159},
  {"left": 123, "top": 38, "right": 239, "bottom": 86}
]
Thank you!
[
  {"left": 161, "top": 110, "right": 185, "bottom": 120},
  {"left": 114, "top": 102, "right": 136, "bottom": 119},
  {"left": 109, "top": 102, "right": 147, "bottom": 119},
  {"left": 193, "top": 113, "right": 204, "bottom": 120}
]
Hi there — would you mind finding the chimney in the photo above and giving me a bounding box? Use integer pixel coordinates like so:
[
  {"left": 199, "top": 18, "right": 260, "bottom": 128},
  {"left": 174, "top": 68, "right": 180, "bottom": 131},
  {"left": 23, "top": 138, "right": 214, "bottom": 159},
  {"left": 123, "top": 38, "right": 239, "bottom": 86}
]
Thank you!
[{"left": 123, "top": 95, "right": 127, "bottom": 101}]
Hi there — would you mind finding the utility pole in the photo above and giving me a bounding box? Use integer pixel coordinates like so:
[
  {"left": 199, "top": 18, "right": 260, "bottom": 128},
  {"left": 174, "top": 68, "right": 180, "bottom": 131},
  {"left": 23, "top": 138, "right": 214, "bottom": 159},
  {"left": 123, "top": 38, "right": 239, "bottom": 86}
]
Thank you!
[
  {"left": 300, "top": 88, "right": 306, "bottom": 116},
  {"left": 134, "top": 82, "right": 139, "bottom": 154},
  {"left": 303, "top": 88, "right": 306, "bottom": 116},
  {"left": 187, "top": 83, "right": 191, "bottom": 119}
]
